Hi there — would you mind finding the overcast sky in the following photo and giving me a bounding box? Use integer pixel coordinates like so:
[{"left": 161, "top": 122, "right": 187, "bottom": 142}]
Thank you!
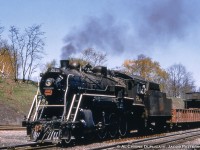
[{"left": 1, "top": 0, "right": 200, "bottom": 87}]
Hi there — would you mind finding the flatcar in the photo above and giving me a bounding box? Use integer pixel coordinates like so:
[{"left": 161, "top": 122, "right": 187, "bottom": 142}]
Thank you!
[{"left": 170, "top": 92, "right": 200, "bottom": 128}]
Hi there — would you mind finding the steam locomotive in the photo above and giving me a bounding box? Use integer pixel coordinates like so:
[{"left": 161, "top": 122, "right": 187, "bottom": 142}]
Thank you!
[{"left": 22, "top": 60, "right": 199, "bottom": 145}]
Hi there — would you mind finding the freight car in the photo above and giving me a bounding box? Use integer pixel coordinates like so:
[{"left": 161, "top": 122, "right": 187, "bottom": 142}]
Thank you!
[
  {"left": 170, "top": 92, "right": 200, "bottom": 128},
  {"left": 22, "top": 60, "right": 200, "bottom": 145}
]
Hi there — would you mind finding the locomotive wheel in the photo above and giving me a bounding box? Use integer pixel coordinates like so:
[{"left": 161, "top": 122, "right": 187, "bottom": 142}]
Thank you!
[
  {"left": 97, "top": 112, "right": 107, "bottom": 139},
  {"left": 97, "top": 124, "right": 107, "bottom": 139},
  {"left": 118, "top": 116, "right": 127, "bottom": 137},
  {"left": 61, "top": 128, "right": 72, "bottom": 145},
  {"left": 108, "top": 113, "right": 118, "bottom": 138}
]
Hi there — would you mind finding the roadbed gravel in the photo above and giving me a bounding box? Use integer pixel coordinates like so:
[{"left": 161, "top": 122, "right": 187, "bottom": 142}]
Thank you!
[{"left": 0, "top": 130, "right": 33, "bottom": 147}]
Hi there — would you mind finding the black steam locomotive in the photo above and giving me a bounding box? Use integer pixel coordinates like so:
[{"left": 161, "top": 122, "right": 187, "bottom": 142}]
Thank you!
[{"left": 22, "top": 60, "right": 172, "bottom": 144}]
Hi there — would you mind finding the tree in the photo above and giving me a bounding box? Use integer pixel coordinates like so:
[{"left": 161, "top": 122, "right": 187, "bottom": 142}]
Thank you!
[
  {"left": 0, "top": 25, "right": 16, "bottom": 79},
  {"left": 123, "top": 54, "right": 168, "bottom": 90},
  {"left": 9, "top": 26, "right": 21, "bottom": 81},
  {"left": 0, "top": 25, "right": 3, "bottom": 40},
  {"left": 0, "top": 44, "right": 14, "bottom": 78},
  {"left": 41, "top": 59, "right": 57, "bottom": 73},
  {"left": 81, "top": 48, "right": 107, "bottom": 66},
  {"left": 9, "top": 25, "right": 45, "bottom": 82},
  {"left": 166, "top": 63, "right": 195, "bottom": 98},
  {"left": 66, "top": 48, "right": 107, "bottom": 68},
  {"left": 26, "top": 25, "right": 45, "bottom": 81}
]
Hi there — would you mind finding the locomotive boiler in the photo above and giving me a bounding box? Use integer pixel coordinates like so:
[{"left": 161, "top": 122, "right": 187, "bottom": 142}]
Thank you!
[{"left": 22, "top": 60, "right": 172, "bottom": 144}]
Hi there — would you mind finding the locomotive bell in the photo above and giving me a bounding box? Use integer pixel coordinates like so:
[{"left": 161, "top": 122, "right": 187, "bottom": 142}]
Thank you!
[{"left": 60, "top": 60, "right": 69, "bottom": 69}]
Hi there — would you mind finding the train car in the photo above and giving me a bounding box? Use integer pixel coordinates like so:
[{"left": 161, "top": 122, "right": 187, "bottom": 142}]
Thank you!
[
  {"left": 22, "top": 60, "right": 172, "bottom": 144},
  {"left": 170, "top": 92, "right": 200, "bottom": 128}
]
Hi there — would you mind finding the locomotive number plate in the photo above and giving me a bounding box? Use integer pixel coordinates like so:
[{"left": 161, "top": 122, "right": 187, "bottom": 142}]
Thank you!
[{"left": 44, "top": 89, "right": 52, "bottom": 96}]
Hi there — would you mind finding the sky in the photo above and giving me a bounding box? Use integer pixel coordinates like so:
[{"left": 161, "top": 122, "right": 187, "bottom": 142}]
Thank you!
[{"left": 1, "top": 0, "right": 200, "bottom": 87}]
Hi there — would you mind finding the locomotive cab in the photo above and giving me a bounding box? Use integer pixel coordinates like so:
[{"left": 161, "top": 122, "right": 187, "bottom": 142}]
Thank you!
[{"left": 126, "top": 78, "right": 146, "bottom": 105}]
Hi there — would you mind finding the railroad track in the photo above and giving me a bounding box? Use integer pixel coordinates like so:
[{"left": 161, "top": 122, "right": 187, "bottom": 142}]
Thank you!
[
  {"left": 89, "top": 128, "right": 200, "bottom": 150},
  {"left": 1, "top": 127, "right": 200, "bottom": 149},
  {"left": 0, "top": 125, "right": 25, "bottom": 130},
  {"left": 0, "top": 143, "right": 57, "bottom": 150}
]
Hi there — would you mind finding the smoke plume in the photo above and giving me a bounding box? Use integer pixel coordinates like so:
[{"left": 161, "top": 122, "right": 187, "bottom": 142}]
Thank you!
[
  {"left": 61, "top": 14, "right": 128, "bottom": 58},
  {"left": 62, "top": 0, "right": 196, "bottom": 58}
]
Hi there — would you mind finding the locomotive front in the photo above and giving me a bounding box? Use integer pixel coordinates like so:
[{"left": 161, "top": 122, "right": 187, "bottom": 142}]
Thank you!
[{"left": 22, "top": 60, "right": 84, "bottom": 144}]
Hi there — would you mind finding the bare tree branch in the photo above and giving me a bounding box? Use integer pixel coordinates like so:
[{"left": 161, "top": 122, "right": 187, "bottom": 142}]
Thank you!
[
  {"left": 81, "top": 48, "right": 107, "bottom": 66},
  {"left": 166, "top": 63, "right": 195, "bottom": 98},
  {"left": 9, "top": 25, "right": 45, "bottom": 82}
]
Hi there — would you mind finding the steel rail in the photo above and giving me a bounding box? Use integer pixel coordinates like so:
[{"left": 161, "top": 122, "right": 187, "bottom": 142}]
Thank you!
[
  {"left": 0, "top": 127, "right": 25, "bottom": 131},
  {"left": 0, "top": 143, "right": 37, "bottom": 150},
  {"left": 88, "top": 128, "right": 200, "bottom": 150},
  {"left": 0, "top": 143, "right": 56, "bottom": 150}
]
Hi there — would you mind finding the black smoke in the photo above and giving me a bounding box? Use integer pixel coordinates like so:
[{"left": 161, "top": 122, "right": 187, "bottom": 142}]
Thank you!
[
  {"left": 61, "top": 14, "right": 128, "bottom": 58},
  {"left": 62, "top": 0, "right": 197, "bottom": 58}
]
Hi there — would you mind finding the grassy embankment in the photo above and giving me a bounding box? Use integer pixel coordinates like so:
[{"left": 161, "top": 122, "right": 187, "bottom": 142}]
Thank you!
[{"left": 0, "top": 78, "right": 37, "bottom": 125}]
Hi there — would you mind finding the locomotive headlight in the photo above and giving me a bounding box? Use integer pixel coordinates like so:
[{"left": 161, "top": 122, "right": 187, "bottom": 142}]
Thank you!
[{"left": 45, "top": 78, "right": 54, "bottom": 87}]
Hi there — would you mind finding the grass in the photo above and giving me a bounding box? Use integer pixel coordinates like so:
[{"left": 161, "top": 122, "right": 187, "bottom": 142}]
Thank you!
[{"left": 0, "top": 78, "right": 37, "bottom": 116}]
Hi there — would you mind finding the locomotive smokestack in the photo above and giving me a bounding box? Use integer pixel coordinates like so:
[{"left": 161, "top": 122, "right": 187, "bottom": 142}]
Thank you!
[{"left": 60, "top": 60, "right": 69, "bottom": 69}]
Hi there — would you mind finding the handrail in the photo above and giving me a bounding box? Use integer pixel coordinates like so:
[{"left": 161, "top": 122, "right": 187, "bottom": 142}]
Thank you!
[
  {"left": 27, "top": 74, "right": 74, "bottom": 122},
  {"left": 33, "top": 98, "right": 42, "bottom": 121},
  {"left": 26, "top": 77, "right": 41, "bottom": 121},
  {"left": 26, "top": 95, "right": 37, "bottom": 121},
  {"left": 62, "top": 74, "right": 74, "bottom": 121},
  {"left": 66, "top": 94, "right": 76, "bottom": 121},
  {"left": 39, "top": 105, "right": 65, "bottom": 107},
  {"left": 73, "top": 94, "right": 83, "bottom": 122}
]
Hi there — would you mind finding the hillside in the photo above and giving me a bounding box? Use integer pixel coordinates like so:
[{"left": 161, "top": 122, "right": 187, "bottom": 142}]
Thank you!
[{"left": 0, "top": 78, "right": 37, "bottom": 125}]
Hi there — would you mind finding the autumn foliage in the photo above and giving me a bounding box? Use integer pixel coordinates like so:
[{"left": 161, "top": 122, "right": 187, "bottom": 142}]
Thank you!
[
  {"left": 123, "top": 54, "right": 168, "bottom": 90},
  {"left": 0, "top": 47, "right": 14, "bottom": 78}
]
